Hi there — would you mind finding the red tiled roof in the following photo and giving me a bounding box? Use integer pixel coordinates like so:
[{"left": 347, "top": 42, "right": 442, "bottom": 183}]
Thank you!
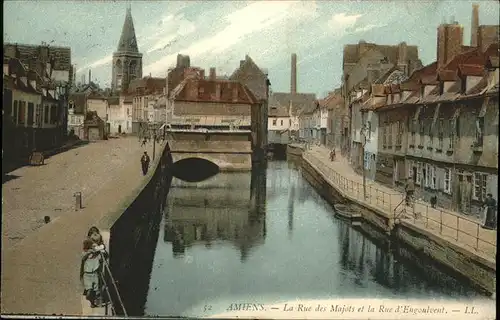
[
  {"left": 437, "top": 69, "right": 458, "bottom": 81},
  {"left": 128, "top": 76, "right": 165, "bottom": 95},
  {"left": 175, "top": 79, "right": 259, "bottom": 104},
  {"left": 408, "top": 62, "right": 438, "bottom": 82},
  {"left": 458, "top": 64, "right": 485, "bottom": 77},
  {"left": 420, "top": 74, "right": 439, "bottom": 85},
  {"left": 360, "top": 97, "right": 387, "bottom": 111},
  {"left": 440, "top": 43, "right": 499, "bottom": 73}
]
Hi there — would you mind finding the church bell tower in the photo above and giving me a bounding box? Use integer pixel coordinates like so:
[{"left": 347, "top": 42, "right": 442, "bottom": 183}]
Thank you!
[{"left": 111, "top": 6, "right": 143, "bottom": 94}]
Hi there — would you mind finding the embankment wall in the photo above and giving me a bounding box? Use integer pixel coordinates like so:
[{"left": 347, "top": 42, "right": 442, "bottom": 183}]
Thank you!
[
  {"left": 300, "top": 155, "right": 496, "bottom": 296},
  {"left": 97, "top": 142, "right": 173, "bottom": 316}
]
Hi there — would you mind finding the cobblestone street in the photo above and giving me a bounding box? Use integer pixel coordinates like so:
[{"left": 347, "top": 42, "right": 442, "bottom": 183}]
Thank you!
[
  {"left": 304, "top": 146, "right": 497, "bottom": 261},
  {"left": 1, "top": 137, "right": 157, "bottom": 315},
  {"left": 2, "top": 137, "right": 153, "bottom": 249}
]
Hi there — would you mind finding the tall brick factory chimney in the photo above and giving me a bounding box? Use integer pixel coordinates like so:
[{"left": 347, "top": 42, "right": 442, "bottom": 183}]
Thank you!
[
  {"left": 291, "top": 53, "right": 297, "bottom": 94},
  {"left": 471, "top": 4, "right": 479, "bottom": 47}
]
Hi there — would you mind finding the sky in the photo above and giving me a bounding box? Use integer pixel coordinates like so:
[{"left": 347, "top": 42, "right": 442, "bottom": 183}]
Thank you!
[{"left": 4, "top": 0, "right": 499, "bottom": 97}]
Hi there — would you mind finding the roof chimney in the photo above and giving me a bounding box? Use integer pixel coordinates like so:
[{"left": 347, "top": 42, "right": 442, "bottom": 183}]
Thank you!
[
  {"left": 240, "top": 60, "right": 245, "bottom": 68},
  {"left": 89, "top": 69, "right": 91, "bottom": 84},
  {"left": 471, "top": 4, "right": 479, "bottom": 47},
  {"left": 436, "top": 23, "right": 464, "bottom": 70},
  {"left": 200, "top": 69, "right": 205, "bottom": 79},
  {"left": 209, "top": 67, "right": 216, "bottom": 80},
  {"left": 291, "top": 53, "right": 297, "bottom": 94}
]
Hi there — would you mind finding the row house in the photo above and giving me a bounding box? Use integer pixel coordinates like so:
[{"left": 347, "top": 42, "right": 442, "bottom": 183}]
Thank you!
[
  {"left": 229, "top": 55, "right": 270, "bottom": 160},
  {"left": 3, "top": 56, "right": 68, "bottom": 160},
  {"left": 372, "top": 43, "right": 499, "bottom": 215},
  {"left": 320, "top": 90, "right": 344, "bottom": 149},
  {"left": 152, "top": 95, "right": 168, "bottom": 124},
  {"left": 108, "top": 95, "right": 132, "bottom": 135},
  {"left": 358, "top": 67, "right": 410, "bottom": 183},
  {"left": 298, "top": 102, "right": 319, "bottom": 142},
  {"left": 318, "top": 100, "right": 328, "bottom": 145},
  {"left": 4, "top": 43, "right": 73, "bottom": 138},
  {"left": 169, "top": 77, "right": 257, "bottom": 131},
  {"left": 268, "top": 103, "right": 291, "bottom": 144},
  {"left": 68, "top": 92, "right": 87, "bottom": 139},
  {"left": 270, "top": 92, "right": 316, "bottom": 143},
  {"left": 129, "top": 76, "right": 167, "bottom": 134},
  {"left": 341, "top": 40, "right": 423, "bottom": 147},
  {"left": 168, "top": 75, "right": 268, "bottom": 159}
]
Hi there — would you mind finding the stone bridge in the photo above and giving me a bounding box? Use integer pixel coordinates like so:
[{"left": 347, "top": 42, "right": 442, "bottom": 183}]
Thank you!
[{"left": 168, "top": 140, "right": 252, "bottom": 172}]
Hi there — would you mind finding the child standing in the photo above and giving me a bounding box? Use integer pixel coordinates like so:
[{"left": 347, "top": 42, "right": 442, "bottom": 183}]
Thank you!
[{"left": 80, "top": 239, "right": 101, "bottom": 308}]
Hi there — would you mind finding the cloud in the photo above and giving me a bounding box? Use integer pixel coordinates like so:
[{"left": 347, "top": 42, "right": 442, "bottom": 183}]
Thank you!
[
  {"left": 327, "top": 12, "right": 363, "bottom": 36},
  {"left": 352, "top": 23, "right": 388, "bottom": 33},
  {"left": 77, "top": 5, "right": 191, "bottom": 74},
  {"left": 143, "top": 1, "right": 319, "bottom": 76},
  {"left": 144, "top": 14, "right": 196, "bottom": 54},
  {"left": 76, "top": 55, "right": 112, "bottom": 73}
]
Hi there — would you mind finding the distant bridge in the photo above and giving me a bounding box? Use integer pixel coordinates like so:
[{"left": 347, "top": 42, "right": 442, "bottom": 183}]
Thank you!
[{"left": 167, "top": 129, "right": 253, "bottom": 173}]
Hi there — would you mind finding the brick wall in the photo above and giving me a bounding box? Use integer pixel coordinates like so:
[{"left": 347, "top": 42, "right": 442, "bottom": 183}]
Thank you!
[
  {"left": 478, "top": 25, "right": 500, "bottom": 53},
  {"left": 437, "top": 24, "right": 464, "bottom": 70}
]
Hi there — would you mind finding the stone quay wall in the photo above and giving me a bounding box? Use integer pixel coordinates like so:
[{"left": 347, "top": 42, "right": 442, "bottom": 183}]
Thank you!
[
  {"left": 96, "top": 142, "right": 173, "bottom": 316},
  {"left": 300, "top": 150, "right": 496, "bottom": 296}
]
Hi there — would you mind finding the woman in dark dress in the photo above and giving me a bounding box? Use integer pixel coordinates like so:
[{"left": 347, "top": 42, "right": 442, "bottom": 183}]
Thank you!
[{"left": 482, "top": 193, "right": 497, "bottom": 230}]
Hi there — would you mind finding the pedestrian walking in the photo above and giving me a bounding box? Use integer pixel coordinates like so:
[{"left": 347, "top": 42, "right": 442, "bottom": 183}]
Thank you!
[
  {"left": 404, "top": 177, "right": 415, "bottom": 207},
  {"left": 482, "top": 193, "right": 497, "bottom": 230},
  {"left": 80, "top": 239, "right": 101, "bottom": 308},
  {"left": 141, "top": 151, "right": 151, "bottom": 176},
  {"left": 330, "top": 148, "right": 336, "bottom": 162},
  {"left": 141, "top": 137, "right": 147, "bottom": 147}
]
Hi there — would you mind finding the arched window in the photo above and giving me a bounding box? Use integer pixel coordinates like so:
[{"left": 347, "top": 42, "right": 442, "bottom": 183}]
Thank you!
[
  {"left": 129, "top": 60, "right": 137, "bottom": 78},
  {"left": 115, "top": 59, "right": 122, "bottom": 73}
]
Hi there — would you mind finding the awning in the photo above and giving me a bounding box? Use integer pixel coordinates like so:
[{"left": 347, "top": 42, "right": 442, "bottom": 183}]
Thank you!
[
  {"left": 413, "top": 105, "right": 422, "bottom": 121},
  {"left": 479, "top": 96, "right": 489, "bottom": 117}
]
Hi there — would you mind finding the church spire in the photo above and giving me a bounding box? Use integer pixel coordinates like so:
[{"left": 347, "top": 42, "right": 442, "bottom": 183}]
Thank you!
[{"left": 116, "top": 6, "right": 138, "bottom": 53}]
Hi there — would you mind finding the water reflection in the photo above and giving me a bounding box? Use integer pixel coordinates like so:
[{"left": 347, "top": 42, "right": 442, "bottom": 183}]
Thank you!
[
  {"left": 145, "top": 161, "right": 484, "bottom": 318},
  {"left": 338, "top": 221, "right": 479, "bottom": 297},
  {"left": 164, "top": 168, "right": 267, "bottom": 262}
]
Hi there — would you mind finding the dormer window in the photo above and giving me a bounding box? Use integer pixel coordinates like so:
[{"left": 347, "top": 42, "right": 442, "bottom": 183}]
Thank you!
[{"left": 460, "top": 77, "right": 466, "bottom": 93}]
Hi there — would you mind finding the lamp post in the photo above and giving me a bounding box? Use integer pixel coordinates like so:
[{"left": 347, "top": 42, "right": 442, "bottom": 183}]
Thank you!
[
  {"left": 360, "top": 124, "right": 368, "bottom": 200},
  {"left": 165, "top": 67, "right": 174, "bottom": 139}
]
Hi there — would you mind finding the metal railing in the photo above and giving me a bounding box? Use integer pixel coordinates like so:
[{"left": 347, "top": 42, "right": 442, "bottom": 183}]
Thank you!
[
  {"left": 97, "top": 252, "right": 128, "bottom": 316},
  {"left": 304, "top": 153, "right": 403, "bottom": 214},
  {"left": 303, "top": 152, "right": 497, "bottom": 259},
  {"left": 404, "top": 200, "right": 496, "bottom": 258}
]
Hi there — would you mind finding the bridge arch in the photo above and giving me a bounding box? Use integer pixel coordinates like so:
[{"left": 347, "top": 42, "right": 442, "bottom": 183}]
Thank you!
[{"left": 169, "top": 140, "right": 253, "bottom": 174}]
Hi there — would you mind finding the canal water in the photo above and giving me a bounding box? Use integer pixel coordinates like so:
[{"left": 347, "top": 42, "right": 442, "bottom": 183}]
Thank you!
[{"left": 143, "top": 160, "right": 484, "bottom": 317}]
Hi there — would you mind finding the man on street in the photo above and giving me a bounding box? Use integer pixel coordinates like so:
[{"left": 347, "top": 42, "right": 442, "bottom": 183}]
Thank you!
[
  {"left": 404, "top": 177, "right": 415, "bottom": 206},
  {"left": 141, "top": 151, "right": 151, "bottom": 176}
]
